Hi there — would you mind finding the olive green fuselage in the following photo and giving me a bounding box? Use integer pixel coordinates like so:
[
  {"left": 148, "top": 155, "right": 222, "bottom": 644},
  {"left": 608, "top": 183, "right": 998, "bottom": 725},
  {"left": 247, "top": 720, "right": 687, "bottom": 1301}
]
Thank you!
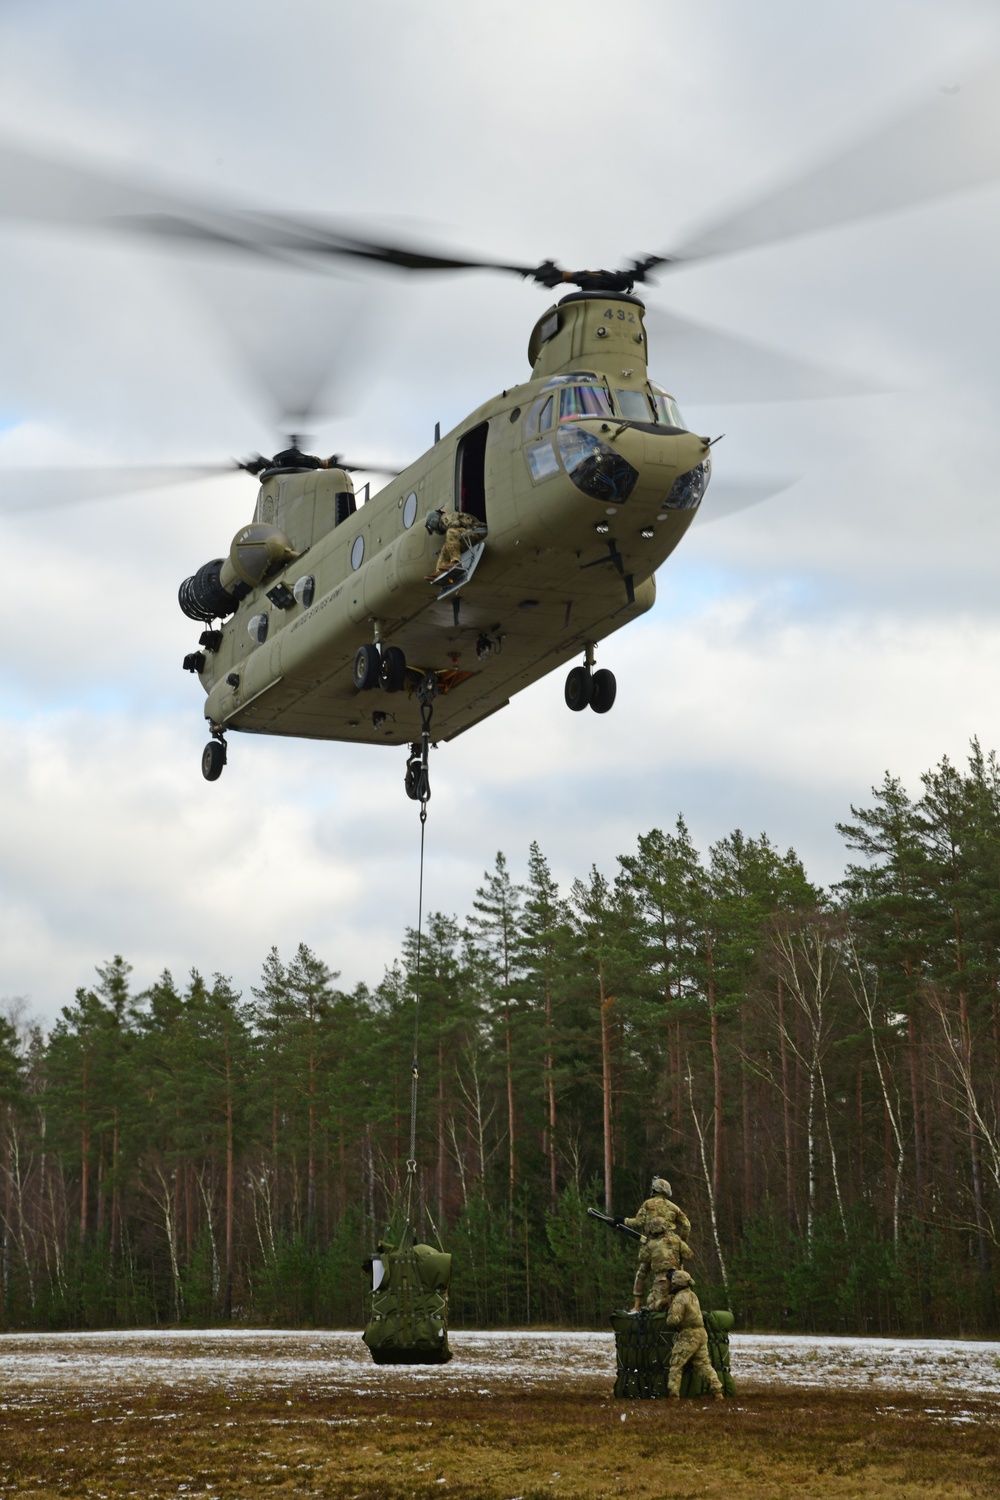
[{"left": 190, "top": 293, "right": 710, "bottom": 747}]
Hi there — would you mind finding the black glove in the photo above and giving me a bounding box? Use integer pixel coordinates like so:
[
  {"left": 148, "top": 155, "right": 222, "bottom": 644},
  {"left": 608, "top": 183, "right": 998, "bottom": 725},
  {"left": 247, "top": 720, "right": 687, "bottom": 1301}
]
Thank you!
[{"left": 614, "top": 1216, "right": 626, "bottom": 1227}]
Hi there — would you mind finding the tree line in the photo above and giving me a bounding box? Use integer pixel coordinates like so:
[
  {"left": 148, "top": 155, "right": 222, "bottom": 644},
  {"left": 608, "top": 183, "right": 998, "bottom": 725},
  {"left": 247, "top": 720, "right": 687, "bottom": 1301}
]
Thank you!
[{"left": 2, "top": 741, "right": 999, "bottom": 1336}]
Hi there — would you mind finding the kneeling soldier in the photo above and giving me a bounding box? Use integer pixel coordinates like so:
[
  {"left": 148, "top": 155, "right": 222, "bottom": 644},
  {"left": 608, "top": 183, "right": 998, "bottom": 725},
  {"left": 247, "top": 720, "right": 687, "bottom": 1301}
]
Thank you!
[{"left": 664, "top": 1269, "right": 723, "bottom": 1399}]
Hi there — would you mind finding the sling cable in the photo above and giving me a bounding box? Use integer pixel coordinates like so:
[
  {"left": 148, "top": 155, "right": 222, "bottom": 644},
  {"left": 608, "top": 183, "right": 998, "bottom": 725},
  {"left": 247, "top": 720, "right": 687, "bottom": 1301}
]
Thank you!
[{"left": 362, "top": 674, "right": 453, "bottom": 1365}]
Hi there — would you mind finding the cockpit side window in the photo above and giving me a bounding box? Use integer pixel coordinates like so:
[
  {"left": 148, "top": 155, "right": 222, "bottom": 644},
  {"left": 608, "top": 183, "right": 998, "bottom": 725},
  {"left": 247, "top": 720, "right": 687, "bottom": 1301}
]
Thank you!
[
  {"left": 525, "top": 395, "right": 554, "bottom": 440},
  {"left": 560, "top": 384, "right": 614, "bottom": 421},
  {"left": 649, "top": 382, "right": 686, "bottom": 429}
]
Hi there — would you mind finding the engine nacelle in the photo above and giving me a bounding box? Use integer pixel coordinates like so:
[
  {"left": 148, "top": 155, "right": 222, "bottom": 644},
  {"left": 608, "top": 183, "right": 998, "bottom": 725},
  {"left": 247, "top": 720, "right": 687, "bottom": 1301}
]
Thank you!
[{"left": 179, "top": 523, "right": 299, "bottom": 621}]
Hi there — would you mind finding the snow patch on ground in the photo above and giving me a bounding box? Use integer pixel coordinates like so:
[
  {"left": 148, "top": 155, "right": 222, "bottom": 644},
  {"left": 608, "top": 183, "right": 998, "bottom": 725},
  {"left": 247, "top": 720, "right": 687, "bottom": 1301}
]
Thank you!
[{"left": 1, "top": 1328, "right": 998, "bottom": 1403}]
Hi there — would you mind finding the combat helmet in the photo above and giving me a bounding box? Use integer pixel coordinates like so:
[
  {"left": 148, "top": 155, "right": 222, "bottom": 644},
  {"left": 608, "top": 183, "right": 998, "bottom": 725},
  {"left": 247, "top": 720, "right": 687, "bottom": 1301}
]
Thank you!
[
  {"left": 669, "top": 1268, "right": 694, "bottom": 1288},
  {"left": 650, "top": 1175, "right": 672, "bottom": 1197}
]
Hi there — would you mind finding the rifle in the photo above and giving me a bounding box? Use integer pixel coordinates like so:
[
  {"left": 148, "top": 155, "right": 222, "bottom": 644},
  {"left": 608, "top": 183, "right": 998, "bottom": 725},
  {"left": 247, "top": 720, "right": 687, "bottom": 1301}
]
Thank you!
[{"left": 587, "top": 1207, "right": 643, "bottom": 1242}]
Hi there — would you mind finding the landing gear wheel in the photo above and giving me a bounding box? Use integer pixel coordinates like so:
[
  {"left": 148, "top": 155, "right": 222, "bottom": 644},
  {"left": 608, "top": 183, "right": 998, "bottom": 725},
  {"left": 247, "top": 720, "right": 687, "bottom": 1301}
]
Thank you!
[
  {"left": 565, "top": 665, "right": 593, "bottom": 712},
  {"left": 590, "top": 668, "right": 617, "bottom": 714},
  {"left": 353, "top": 643, "right": 380, "bottom": 691},
  {"left": 201, "top": 740, "right": 227, "bottom": 781},
  {"left": 380, "top": 645, "right": 407, "bottom": 693}
]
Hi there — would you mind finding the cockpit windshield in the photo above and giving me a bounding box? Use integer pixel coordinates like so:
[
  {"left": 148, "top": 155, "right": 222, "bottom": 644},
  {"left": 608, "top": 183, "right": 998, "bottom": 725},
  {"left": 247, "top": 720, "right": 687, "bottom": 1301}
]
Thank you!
[
  {"left": 613, "top": 383, "right": 687, "bottom": 427},
  {"left": 615, "top": 389, "right": 653, "bottom": 422},
  {"left": 560, "top": 384, "right": 614, "bottom": 421}
]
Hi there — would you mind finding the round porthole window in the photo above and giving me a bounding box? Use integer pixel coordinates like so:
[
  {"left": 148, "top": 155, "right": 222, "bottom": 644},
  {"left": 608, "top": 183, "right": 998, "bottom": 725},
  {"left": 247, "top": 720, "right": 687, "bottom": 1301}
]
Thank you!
[
  {"left": 293, "top": 574, "right": 315, "bottom": 607},
  {"left": 247, "top": 612, "right": 269, "bottom": 644},
  {"left": 351, "top": 534, "right": 365, "bottom": 570},
  {"left": 402, "top": 491, "right": 418, "bottom": 529}
]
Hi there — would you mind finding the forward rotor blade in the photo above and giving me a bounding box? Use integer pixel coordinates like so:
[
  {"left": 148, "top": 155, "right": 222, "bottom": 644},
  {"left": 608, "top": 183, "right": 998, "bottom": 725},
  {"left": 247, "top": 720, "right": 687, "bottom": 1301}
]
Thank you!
[
  {"left": 643, "top": 306, "right": 877, "bottom": 404},
  {"left": 0, "top": 464, "right": 238, "bottom": 514},
  {"left": 662, "top": 54, "right": 1000, "bottom": 268},
  {"left": 0, "top": 138, "right": 535, "bottom": 277},
  {"left": 694, "top": 475, "right": 800, "bottom": 524}
]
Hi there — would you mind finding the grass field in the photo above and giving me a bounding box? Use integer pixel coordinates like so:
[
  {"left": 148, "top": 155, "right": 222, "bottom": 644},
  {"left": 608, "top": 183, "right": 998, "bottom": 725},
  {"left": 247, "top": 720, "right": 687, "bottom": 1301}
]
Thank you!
[{"left": 1, "top": 1331, "right": 998, "bottom": 1499}]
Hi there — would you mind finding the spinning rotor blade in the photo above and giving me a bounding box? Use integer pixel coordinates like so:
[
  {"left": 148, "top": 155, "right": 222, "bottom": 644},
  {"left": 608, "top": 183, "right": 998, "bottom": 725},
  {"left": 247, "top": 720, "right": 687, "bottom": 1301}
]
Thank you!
[
  {"left": 0, "top": 452, "right": 401, "bottom": 516},
  {"left": 0, "top": 464, "right": 238, "bottom": 514},
  {"left": 6, "top": 48, "right": 1000, "bottom": 303},
  {"left": 694, "top": 475, "right": 800, "bottom": 524},
  {"left": 642, "top": 306, "right": 877, "bottom": 404},
  {"left": 658, "top": 54, "right": 1000, "bottom": 270}
]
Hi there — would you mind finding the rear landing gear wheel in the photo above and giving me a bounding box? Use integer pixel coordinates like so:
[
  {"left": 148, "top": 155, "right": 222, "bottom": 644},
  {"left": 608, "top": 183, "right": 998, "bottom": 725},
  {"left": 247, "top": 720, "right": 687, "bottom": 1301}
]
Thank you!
[
  {"left": 380, "top": 645, "right": 407, "bottom": 693},
  {"left": 565, "top": 665, "right": 592, "bottom": 711},
  {"left": 353, "top": 643, "right": 380, "bottom": 691},
  {"left": 590, "top": 668, "right": 617, "bottom": 714},
  {"left": 202, "top": 740, "right": 227, "bottom": 781}
]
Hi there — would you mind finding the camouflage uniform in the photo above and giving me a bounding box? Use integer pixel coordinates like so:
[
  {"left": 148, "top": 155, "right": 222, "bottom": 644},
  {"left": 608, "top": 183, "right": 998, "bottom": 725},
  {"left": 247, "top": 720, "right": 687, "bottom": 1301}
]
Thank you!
[
  {"left": 624, "top": 1186, "right": 692, "bottom": 1242},
  {"left": 626, "top": 1177, "right": 692, "bottom": 1309},
  {"left": 665, "top": 1270, "right": 723, "bottom": 1398},
  {"left": 433, "top": 512, "right": 481, "bottom": 574},
  {"left": 643, "top": 1231, "right": 692, "bottom": 1311}
]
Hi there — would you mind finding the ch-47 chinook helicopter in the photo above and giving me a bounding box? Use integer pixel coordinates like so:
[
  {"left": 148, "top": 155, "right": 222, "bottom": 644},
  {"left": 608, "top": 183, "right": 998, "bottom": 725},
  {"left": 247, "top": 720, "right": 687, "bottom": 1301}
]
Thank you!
[
  {"left": 177, "top": 280, "right": 715, "bottom": 785},
  {"left": 2, "top": 55, "right": 999, "bottom": 794}
]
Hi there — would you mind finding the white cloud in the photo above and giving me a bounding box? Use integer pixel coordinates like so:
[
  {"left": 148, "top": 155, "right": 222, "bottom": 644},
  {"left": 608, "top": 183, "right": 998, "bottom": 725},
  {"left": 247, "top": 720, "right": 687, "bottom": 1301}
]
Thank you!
[{"left": 0, "top": 0, "right": 997, "bottom": 1022}]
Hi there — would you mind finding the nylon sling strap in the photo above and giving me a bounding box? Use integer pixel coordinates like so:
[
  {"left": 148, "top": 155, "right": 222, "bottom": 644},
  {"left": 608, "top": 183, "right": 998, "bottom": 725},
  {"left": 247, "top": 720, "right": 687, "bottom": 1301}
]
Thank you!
[{"left": 405, "top": 679, "right": 435, "bottom": 1221}]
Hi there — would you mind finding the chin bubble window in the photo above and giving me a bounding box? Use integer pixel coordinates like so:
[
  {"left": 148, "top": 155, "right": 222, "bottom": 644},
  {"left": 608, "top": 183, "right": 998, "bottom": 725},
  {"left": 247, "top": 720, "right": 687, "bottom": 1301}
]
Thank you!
[
  {"left": 247, "top": 612, "right": 269, "bottom": 644},
  {"left": 557, "top": 428, "right": 638, "bottom": 503},
  {"left": 663, "top": 459, "right": 711, "bottom": 510}
]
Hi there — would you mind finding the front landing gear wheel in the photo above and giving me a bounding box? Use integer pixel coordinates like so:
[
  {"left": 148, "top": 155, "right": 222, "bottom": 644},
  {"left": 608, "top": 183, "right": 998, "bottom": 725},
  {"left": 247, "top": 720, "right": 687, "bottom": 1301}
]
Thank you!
[
  {"left": 353, "top": 643, "right": 380, "bottom": 691},
  {"left": 202, "top": 740, "right": 227, "bottom": 781},
  {"left": 565, "top": 665, "right": 592, "bottom": 711},
  {"left": 590, "top": 668, "right": 617, "bottom": 714}
]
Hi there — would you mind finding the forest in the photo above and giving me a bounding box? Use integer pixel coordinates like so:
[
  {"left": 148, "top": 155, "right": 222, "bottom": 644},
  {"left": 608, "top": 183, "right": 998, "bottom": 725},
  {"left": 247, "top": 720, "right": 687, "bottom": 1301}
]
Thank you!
[{"left": 1, "top": 741, "right": 999, "bottom": 1338}]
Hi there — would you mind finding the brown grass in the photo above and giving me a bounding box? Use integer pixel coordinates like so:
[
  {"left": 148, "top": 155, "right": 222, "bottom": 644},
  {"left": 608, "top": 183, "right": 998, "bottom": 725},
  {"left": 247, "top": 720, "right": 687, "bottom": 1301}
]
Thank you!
[{"left": 1, "top": 1383, "right": 997, "bottom": 1499}]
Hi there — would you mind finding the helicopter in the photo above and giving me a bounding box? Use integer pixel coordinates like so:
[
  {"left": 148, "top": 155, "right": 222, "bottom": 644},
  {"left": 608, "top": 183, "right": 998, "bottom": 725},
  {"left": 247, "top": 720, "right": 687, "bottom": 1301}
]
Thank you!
[{"left": 1, "top": 54, "right": 999, "bottom": 794}]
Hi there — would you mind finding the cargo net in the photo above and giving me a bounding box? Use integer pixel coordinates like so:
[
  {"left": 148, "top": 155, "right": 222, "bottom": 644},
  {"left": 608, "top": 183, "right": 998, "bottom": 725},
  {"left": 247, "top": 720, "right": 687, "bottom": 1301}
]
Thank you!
[
  {"left": 362, "top": 1220, "right": 453, "bottom": 1365},
  {"left": 610, "top": 1309, "right": 737, "bottom": 1399}
]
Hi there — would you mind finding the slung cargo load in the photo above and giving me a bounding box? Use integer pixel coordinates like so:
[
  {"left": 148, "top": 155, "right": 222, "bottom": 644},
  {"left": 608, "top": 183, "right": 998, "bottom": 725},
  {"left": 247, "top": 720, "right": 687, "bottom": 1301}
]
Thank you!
[{"left": 362, "top": 1222, "right": 452, "bottom": 1366}]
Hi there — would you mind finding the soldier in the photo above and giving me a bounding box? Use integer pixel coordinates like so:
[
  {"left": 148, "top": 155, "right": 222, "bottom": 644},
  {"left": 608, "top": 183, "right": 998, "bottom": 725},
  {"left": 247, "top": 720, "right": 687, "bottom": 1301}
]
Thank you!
[
  {"left": 624, "top": 1176, "right": 691, "bottom": 1240},
  {"left": 639, "top": 1228, "right": 692, "bottom": 1312},
  {"left": 427, "top": 509, "right": 482, "bottom": 579},
  {"left": 664, "top": 1269, "right": 723, "bottom": 1399},
  {"left": 624, "top": 1175, "right": 692, "bottom": 1311}
]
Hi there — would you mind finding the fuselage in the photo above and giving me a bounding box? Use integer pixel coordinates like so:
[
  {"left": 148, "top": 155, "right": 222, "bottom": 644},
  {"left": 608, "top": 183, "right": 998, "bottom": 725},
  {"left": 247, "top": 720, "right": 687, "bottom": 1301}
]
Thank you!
[{"left": 185, "top": 291, "right": 711, "bottom": 747}]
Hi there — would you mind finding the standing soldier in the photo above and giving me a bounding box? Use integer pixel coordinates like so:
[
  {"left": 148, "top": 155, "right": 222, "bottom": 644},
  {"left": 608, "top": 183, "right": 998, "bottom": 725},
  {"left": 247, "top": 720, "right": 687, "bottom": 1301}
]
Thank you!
[
  {"left": 664, "top": 1269, "right": 723, "bottom": 1399},
  {"left": 640, "top": 1228, "right": 692, "bottom": 1311},
  {"left": 623, "top": 1176, "right": 692, "bottom": 1312}
]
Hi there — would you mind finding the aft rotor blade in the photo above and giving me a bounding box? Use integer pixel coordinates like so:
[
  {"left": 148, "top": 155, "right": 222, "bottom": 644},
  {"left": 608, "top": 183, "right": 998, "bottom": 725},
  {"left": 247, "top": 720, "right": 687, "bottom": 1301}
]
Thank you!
[
  {"left": 643, "top": 306, "right": 878, "bottom": 404},
  {"left": 694, "top": 475, "right": 800, "bottom": 524},
  {"left": 661, "top": 53, "right": 1000, "bottom": 268},
  {"left": 0, "top": 464, "right": 238, "bottom": 514}
]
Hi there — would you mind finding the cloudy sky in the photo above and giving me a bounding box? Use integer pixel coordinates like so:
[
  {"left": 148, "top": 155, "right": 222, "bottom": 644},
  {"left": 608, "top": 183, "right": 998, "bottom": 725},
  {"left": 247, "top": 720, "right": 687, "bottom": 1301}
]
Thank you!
[{"left": 1, "top": 0, "right": 999, "bottom": 1023}]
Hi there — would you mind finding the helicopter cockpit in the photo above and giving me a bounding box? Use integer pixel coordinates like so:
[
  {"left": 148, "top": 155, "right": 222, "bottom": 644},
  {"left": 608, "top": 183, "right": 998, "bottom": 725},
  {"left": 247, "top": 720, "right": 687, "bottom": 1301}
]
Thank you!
[{"left": 526, "top": 372, "right": 687, "bottom": 434}]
